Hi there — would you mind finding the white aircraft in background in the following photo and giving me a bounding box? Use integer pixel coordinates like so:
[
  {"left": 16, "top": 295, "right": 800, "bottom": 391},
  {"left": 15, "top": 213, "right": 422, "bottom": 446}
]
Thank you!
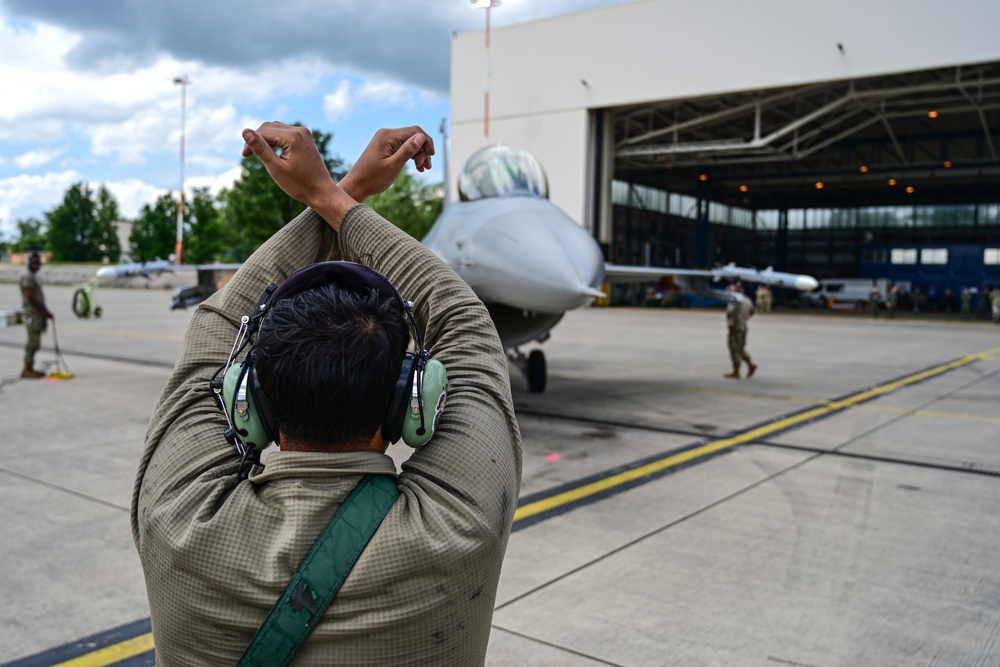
[
  {"left": 424, "top": 144, "right": 817, "bottom": 392},
  {"left": 95, "top": 259, "right": 243, "bottom": 310},
  {"left": 94, "top": 145, "right": 817, "bottom": 392}
]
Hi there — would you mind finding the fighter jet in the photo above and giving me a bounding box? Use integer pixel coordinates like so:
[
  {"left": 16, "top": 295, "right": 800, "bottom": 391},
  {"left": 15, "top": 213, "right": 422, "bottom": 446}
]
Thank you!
[
  {"left": 425, "top": 144, "right": 817, "bottom": 392},
  {"left": 95, "top": 259, "right": 242, "bottom": 310}
]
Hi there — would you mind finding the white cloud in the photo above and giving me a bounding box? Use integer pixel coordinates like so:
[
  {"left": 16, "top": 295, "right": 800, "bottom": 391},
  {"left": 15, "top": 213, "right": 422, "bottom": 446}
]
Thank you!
[
  {"left": 0, "top": 170, "right": 82, "bottom": 236},
  {"left": 14, "top": 149, "right": 63, "bottom": 169},
  {"left": 323, "top": 79, "right": 418, "bottom": 123},
  {"left": 103, "top": 179, "right": 169, "bottom": 219},
  {"left": 324, "top": 81, "right": 353, "bottom": 121}
]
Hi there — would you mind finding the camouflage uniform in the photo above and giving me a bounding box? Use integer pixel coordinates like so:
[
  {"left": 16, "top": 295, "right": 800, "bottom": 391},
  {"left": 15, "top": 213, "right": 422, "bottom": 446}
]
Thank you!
[
  {"left": 19, "top": 269, "right": 47, "bottom": 368},
  {"left": 725, "top": 295, "right": 755, "bottom": 377}
]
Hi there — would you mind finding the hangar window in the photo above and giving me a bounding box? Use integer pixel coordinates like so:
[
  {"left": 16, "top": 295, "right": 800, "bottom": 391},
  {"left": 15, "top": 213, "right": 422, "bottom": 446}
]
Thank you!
[
  {"left": 985, "top": 248, "right": 1000, "bottom": 265},
  {"left": 891, "top": 248, "right": 918, "bottom": 265},
  {"left": 613, "top": 181, "right": 667, "bottom": 213},
  {"left": 863, "top": 249, "right": 887, "bottom": 263},
  {"left": 920, "top": 248, "right": 948, "bottom": 264}
]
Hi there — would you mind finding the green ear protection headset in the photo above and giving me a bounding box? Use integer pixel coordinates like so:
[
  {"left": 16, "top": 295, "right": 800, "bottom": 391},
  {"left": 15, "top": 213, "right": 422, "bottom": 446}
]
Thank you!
[{"left": 210, "top": 261, "right": 447, "bottom": 477}]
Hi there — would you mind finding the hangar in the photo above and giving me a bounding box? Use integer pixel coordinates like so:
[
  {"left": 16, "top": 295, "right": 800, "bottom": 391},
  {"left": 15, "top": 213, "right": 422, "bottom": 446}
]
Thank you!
[{"left": 448, "top": 0, "right": 1000, "bottom": 305}]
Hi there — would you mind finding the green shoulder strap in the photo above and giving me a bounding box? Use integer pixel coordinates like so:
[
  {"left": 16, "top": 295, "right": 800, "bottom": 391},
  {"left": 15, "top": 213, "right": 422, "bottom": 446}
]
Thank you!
[{"left": 236, "top": 473, "right": 399, "bottom": 667}]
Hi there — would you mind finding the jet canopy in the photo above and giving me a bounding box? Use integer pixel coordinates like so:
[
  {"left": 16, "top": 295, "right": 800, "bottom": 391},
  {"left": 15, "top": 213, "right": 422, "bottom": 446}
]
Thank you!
[{"left": 457, "top": 145, "right": 549, "bottom": 202}]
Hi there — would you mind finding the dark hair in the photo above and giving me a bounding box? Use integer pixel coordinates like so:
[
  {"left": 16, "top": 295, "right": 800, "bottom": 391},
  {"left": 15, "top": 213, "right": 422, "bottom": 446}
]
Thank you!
[{"left": 253, "top": 283, "right": 410, "bottom": 449}]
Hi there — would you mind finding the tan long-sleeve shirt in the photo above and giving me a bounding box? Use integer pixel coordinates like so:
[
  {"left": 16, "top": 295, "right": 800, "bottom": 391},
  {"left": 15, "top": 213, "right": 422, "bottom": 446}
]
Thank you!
[{"left": 131, "top": 205, "right": 521, "bottom": 666}]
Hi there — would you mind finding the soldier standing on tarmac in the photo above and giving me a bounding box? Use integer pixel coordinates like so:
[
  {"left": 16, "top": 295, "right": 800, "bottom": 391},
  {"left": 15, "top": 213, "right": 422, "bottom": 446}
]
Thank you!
[
  {"left": 887, "top": 285, "right": 899, "bottom": 320},
  {"left": 724, "top": 282, "right": 757, "bottom": 379},
  {"left": 19, "top": 251, "right": 54, "bottom": 378}
]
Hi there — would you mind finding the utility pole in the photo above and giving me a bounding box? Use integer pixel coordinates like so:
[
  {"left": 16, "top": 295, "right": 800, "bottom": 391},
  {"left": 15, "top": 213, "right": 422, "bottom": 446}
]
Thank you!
[
  {"left": 173, "top": 75, "right": 191, "bottom": 264},
  {"left": 471, "top": 0, "right": 500, "bottom": 144}
]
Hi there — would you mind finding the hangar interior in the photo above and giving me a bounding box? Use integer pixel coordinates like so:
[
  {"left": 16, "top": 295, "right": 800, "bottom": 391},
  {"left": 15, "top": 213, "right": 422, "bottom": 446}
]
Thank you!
[{"left": 606, "top": 60, "right": 1000, "bottom": 302}]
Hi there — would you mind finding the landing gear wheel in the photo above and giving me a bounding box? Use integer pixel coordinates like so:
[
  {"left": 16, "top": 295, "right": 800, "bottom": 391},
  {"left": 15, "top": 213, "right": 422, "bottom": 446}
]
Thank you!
[
  {"left": 527, "top": 349, "right": 546, "bottom": 393},
  {"left": 72, "top": 288, "right": 91, "bottom": 318},
  {"left": 94, "top": 305, "right": 103, "bottom": 318}
]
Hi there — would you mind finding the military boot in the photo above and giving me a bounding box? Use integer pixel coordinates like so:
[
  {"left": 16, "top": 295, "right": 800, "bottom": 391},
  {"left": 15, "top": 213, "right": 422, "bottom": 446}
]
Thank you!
[
  {"left": 21, "top": 364, "right": 45, "bottom": 379},
  {"left": 723, "top": 368, "right": 740, "bottom": 379}
]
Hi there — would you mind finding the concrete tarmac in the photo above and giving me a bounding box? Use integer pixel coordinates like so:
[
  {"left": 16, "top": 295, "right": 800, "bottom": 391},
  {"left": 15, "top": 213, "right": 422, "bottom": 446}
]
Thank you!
[{"left": 2, "top": 283, "right": 999, "bottom": 666}]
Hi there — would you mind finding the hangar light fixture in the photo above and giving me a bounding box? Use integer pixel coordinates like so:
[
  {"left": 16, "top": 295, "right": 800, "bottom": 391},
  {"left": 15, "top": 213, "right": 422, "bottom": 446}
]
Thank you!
[
  {"left": 814, "top": 181, "right": 824, "bottom": 189},
  {"left": 739, "top": 184, "right": 749, "bottom": 192},
  {"left": 888, "top": 178, "right": 897, "bottom": 186},
  {"left": 927, "top": 110, "right": 939, "bottom": 119},
  {"left": 859, "top": 165, "right": 869, "bottom": 173},
  {"left": 944, "top": 160, "right": 953, "bottom": 168},
  {"left": 698, "top": 173, "right": 708, "bottom": 181},
  {"left": 906, "top": 186, "right": 915, "bottom": 194}
]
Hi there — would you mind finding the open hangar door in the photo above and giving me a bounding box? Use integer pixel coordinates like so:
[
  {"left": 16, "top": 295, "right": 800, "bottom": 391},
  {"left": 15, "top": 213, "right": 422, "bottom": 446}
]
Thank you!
[{"left": 605, "top": 61, "right": 1000, "bottom": 281}]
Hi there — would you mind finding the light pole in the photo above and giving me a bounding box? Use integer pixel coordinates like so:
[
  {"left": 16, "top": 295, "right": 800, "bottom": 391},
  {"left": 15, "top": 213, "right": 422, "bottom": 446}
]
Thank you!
[
  {"left": 173, "top": 75, "right": 190, "bottom": 264},
  {"left": 471, "top": 0, "right": 500, "bottom": 144}
]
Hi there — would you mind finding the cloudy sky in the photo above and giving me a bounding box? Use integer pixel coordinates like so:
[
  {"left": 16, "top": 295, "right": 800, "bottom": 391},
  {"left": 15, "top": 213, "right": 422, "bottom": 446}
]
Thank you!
[{"left": 0, "top": 0, "right": 628, "bottom": 240}]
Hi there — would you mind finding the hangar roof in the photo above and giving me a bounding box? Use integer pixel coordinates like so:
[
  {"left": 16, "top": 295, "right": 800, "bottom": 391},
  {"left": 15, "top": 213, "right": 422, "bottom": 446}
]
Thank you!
[{"left": 613, "top": 61, "right": 1000, "bottom": 211}]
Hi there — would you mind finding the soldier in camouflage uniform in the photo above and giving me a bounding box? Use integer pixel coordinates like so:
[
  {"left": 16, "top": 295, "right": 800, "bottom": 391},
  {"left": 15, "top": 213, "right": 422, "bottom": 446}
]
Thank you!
[
  {"left": 19, "top": 251, "right": 54, "bottom": 379},
  {"left": 724, "top": 282, "right": 757, "bottom": 379}
]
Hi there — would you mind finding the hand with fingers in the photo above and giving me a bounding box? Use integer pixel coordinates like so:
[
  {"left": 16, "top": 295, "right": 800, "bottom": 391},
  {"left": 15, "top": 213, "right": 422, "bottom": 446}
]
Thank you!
[{"left": 241, "top": 122, "right": 434, "bottom": 229}]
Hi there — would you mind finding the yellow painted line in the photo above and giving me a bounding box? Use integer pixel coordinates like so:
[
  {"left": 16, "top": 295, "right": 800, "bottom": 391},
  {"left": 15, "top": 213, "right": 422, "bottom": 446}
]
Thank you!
[
  {"left": 50, "top": 633, "right": 154, "bottom": 667},
  {"left": 513, "top": 346, "right": 1000, "bottom": 523}
]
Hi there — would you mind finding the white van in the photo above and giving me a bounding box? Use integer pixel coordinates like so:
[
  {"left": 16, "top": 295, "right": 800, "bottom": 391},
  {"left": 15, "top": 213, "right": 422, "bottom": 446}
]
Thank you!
[{"left": 807, "top": 278, "right": 890, "bottom": 307}]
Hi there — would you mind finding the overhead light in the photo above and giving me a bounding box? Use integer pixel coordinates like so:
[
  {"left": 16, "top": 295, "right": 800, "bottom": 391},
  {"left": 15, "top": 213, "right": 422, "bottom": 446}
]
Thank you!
[
  {"left": 698, "top": 174, "right": 708, "bottom": 181},
  {"left": 739, "top": 184, "right": 749, "bottom": 192},
  {"left": 815, "top": 181, "right": 824, "bottom": 189},
  {"left": 943, "top": 160, "right": 953, "bottom": 168},
  {"left": 859, "top": 165, "right": 869, "bottom": 173},
  {"left": 906, "top": 186, "right": 915, "bottom": 194},
  {"left": 888, "top": 178, "right": 897, "bottom": 186},
  {"left": 927, "top": 110, "right": 939, "bottom": 119}
]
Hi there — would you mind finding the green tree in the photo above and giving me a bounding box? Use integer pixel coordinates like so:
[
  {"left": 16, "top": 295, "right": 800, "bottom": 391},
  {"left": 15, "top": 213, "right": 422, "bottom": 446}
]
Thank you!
[
  {"left": 46, "top": 182, "right": 122, "bottom": 262},
  {"left": 95, "top": 185, "right": 123, "bottom": 262},
  {"left": 185, "top": 187, "right": 225, "bottom": 263},
  {"left": 130, "top": 193, "right": 178, "bottom": 261},
  {"left": 221, "top": 126, "right": 345, "bottom": 261},
  {"left": 365, "top": 171, "right": 443, "bottom": 240},
  {"left": 12, "top": 217, "right": 47, "bottom": 252}
]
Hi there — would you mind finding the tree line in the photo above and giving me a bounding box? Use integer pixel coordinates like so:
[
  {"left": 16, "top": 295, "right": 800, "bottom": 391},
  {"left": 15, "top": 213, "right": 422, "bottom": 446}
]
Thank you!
[{"left": 2, "top": 127, "right": 443, "bottom": 263}]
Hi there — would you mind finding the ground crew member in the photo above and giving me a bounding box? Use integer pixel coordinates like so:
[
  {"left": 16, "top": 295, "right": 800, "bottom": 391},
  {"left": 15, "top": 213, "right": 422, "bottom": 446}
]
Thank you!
[
  {"left": 131, "top": 123, "right": 521, "bottom": 666},
  {"left": 724, "top": 282, "right": 757, "bottom": 379},
  {"left": 960, "top": 288, "right": 971, "bottom": 321},
  {"left": 887, "top": 286, "right": 898, "bottom": 320},
  {"left": 19, "top": 251, "right": 54, "bottom": 378},
  {"left": 869, "top": 285, "right": 880, "bottom": 319}
]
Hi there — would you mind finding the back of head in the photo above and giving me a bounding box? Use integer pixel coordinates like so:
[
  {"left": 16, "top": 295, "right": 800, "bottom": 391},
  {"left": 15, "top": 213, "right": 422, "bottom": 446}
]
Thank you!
[{"left": 253, "top": 283, "right": 409, "bottom": 449}]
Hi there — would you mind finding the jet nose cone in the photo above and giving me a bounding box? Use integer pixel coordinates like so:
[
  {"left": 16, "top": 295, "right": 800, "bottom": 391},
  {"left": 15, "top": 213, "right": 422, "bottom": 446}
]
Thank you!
[
  {"left": 795, "top": 275, "right": 819, "bottom": 292},
  {"left": 461, "top": 200, "right": 605, "bottom": 312},
  {"left": 95, "top": 266, "right": 119, "bottom": 283}
]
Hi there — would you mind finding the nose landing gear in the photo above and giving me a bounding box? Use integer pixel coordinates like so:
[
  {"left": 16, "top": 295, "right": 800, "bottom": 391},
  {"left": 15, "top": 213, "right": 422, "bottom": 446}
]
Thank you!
[{"left": 510, "top": 348, "right": 547, "bottom": 393}]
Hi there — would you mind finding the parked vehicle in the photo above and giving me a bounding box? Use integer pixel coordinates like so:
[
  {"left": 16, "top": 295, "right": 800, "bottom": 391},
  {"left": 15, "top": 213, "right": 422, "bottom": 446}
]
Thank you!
[{"left": 807, "top": 278, "right": 889, "bottom": 307}]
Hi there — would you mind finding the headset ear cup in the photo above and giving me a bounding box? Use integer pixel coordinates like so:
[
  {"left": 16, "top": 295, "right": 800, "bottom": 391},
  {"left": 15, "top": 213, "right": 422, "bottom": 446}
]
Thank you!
[
  {"left": 383, "top": 353, "right": 417, "bottom": 444},
  {"left": 221, "top": 358, "right": 278, "bottom": 451},
  {"left": 247, "top": 362, "right": 280, "bottom": 446},
  {"left": 401, "top": 358, "right": 447, "bottom": 448}
]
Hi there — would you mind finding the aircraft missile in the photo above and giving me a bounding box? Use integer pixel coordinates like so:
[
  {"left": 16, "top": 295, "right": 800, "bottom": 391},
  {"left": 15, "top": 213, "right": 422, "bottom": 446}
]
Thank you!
[
  {"left": 712, "top": 263, "right": 818, "bottom": 292},
  {"left": 95, "top": 259, "right": 174, "bottom": 283}
]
